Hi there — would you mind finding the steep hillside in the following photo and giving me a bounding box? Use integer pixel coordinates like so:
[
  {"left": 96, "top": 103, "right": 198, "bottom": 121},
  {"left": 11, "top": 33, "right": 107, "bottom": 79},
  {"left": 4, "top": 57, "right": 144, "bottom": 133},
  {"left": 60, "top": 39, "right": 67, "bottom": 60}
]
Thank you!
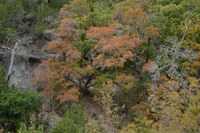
[{"left": 0, "top": 0, "right": 199, "bottom": 133}]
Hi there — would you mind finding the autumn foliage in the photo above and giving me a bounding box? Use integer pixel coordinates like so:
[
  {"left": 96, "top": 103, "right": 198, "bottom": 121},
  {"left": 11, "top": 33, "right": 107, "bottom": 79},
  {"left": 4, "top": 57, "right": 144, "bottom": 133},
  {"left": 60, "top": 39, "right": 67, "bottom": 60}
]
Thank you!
[
  {"left": 58, "top": 18, "right": 77, "bottom": 41},
  {"left": 33, "top": 0, "right": 200, "bottom": 132},
  {"left": 86, "top": 26, "right": 115, "bottom": 39},
  {"left": 87, "top": 27, "right": 141, "bottom": 69}
]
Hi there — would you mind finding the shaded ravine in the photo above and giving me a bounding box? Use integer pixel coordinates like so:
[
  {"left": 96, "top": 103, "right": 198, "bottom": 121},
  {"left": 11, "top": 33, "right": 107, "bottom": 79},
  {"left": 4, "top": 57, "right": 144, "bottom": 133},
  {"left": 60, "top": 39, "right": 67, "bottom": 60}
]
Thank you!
[{"left": 82, "top": 98, "right": 118, "bottom": 133}]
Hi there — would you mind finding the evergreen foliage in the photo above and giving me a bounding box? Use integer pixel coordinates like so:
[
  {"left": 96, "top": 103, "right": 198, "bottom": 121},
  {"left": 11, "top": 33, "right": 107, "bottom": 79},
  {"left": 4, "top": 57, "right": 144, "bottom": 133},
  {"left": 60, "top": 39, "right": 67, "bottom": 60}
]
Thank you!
[
  {"left": 0, "top": 67, "right": 42, "bottom": 132},
  {"left": 52, "top": 104, "right": 86, "bottom": 133}
]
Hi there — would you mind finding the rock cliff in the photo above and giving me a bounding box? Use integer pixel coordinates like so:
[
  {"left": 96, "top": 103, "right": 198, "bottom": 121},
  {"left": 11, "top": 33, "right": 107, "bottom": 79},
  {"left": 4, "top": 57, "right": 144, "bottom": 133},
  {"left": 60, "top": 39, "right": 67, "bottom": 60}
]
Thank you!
[{"left": 0, "top": 31, "right": 57, "bottom": 89}]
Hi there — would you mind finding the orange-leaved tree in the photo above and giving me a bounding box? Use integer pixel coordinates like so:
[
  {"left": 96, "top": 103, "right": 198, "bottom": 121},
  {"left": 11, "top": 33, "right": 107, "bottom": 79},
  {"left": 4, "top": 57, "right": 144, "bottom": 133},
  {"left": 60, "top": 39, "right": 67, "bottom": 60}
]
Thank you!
[
  {"left": 33, "top": 13, "right": 94, "bottom": 110},
  {"left": 33, "top": 1, "right": 144, "bottom": 114},
  {"left": 86, "top": 26, "right": 141, "bottom": 71}
]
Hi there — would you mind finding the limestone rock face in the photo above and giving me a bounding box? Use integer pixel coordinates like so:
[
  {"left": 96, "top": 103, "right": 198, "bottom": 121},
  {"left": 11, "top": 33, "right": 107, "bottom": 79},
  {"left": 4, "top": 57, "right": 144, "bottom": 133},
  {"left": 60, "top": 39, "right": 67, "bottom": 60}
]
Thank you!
[{"left": 0, "top": 32, "right": 57, "bottom": 89}]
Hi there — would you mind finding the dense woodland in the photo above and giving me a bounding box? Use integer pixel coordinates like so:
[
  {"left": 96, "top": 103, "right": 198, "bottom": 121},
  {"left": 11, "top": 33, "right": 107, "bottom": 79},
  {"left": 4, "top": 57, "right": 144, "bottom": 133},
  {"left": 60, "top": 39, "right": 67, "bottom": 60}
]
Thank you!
[{"left": 0, "top": 0, "right": 199, "bottom": 133}]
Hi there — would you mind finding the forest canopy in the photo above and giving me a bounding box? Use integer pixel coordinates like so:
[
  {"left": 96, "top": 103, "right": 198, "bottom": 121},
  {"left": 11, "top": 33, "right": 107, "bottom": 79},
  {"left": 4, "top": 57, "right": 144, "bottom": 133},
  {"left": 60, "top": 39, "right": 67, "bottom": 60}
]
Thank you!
[{"left": 0, "top": 0, "right": 199, "bottom": 133}]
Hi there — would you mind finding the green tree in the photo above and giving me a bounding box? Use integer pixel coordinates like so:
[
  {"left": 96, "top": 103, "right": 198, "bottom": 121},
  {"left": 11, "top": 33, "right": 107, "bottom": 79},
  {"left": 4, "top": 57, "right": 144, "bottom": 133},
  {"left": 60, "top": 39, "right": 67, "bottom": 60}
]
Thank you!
[
  {"left": 0, "top": 67, "right": 42, "bottom": 132},
  {"left": 52, "top": 104, "right": 86, "bottom": 133}
]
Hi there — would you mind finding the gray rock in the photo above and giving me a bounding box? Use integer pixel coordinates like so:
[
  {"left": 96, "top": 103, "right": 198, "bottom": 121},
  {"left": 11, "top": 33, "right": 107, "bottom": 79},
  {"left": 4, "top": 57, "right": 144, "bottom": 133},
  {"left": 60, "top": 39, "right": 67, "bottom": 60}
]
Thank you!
[{"left": 0, "top": 33, "right": 58, "bottom": 89}]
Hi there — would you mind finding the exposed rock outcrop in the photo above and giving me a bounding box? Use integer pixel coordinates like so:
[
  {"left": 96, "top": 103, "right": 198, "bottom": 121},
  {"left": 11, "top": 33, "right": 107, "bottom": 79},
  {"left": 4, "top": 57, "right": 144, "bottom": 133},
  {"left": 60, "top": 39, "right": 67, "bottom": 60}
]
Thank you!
[{"left": 0, "top": 31, "right": 58, "bottom": 89}]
